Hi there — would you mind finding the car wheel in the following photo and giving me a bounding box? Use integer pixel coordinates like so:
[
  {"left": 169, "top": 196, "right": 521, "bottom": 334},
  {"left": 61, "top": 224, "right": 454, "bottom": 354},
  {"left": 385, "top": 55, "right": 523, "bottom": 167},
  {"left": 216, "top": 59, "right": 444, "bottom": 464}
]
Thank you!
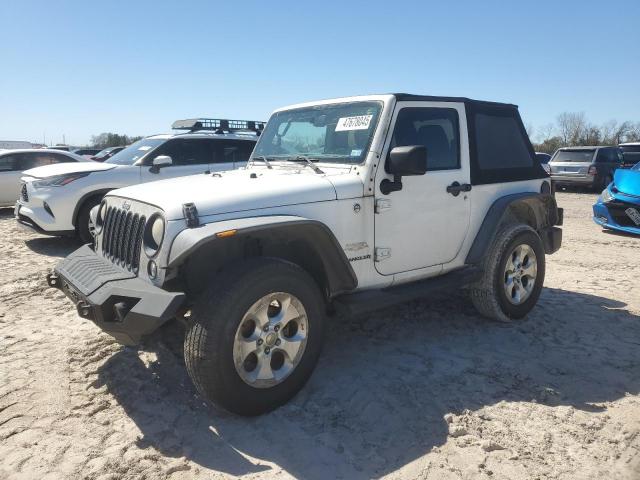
[
  {"left": 184, "top": 257, "right": 325, "bottom": 416},
  {"left": 77, "top": 197, "right": 102, "bottom": 245},
  {"left": 470, "top": 224, "right": 545, "bottom": 322}
]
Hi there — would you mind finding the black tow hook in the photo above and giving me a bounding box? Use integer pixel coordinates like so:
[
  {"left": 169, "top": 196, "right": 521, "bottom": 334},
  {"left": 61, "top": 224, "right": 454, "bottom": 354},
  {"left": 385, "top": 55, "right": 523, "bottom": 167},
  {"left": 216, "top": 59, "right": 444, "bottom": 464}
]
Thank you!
[
  {"left": 77, "top": 301, "right": 93, "bottom": 320},
  {"left": 46, "top": 272, "right": 61, "bottom": 289}
]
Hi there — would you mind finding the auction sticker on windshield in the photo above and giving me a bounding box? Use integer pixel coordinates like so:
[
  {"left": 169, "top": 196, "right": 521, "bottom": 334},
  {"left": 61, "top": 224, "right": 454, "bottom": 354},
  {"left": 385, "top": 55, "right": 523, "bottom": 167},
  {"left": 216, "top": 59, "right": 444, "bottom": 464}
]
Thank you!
[{"left": 336, "top": 115, "right": 373, "bottom": 131}]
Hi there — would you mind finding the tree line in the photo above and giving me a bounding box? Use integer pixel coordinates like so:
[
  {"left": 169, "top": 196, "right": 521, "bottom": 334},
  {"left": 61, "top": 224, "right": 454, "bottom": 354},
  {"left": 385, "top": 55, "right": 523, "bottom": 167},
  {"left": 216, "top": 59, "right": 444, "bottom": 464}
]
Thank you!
[
  {"left": 529, "top": 113, "right": 640, "bottom": 154},
  {"left": 90, "top": 132, "right": 143, "bottom": 149}
]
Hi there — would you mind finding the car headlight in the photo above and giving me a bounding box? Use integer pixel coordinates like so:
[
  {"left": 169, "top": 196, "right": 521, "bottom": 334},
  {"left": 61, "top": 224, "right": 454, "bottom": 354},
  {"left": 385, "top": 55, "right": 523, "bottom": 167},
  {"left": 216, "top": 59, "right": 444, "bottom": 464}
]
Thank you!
[
  {"left": 600, "top": 187, "right": 614, "bottom": 203},
  {"left": 32, "top": 172, "right": 90, "bottom": 188},
  {"left": 144, "top": 213, "right": 165, "bottom": 257}
]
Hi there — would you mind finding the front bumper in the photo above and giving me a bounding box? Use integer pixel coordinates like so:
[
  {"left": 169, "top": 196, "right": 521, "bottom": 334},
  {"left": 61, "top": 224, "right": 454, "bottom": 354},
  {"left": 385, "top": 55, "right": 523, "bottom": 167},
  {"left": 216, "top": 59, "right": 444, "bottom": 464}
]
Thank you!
[
  {"left": 48, "top": 245, "right": 185, "bottom": 345},
  {"left": 593, "top": 200, "right": 640, "bottom": 236}
]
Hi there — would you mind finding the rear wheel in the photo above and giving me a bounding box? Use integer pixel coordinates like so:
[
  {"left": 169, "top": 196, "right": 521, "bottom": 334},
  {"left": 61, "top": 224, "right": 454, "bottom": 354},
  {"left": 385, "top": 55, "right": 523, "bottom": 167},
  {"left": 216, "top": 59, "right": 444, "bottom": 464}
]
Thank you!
[
  {"left": 470, "top": 224, "right": 545, "bottom": 322},
  {"left": 184, "top": 258, "right": 325, "bottom": 416}
]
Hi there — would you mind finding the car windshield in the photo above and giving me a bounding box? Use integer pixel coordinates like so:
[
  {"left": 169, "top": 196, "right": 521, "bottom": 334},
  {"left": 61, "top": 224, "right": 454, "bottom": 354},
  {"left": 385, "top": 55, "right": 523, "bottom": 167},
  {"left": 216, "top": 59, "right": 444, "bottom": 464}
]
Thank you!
[
  {"left": 632, "top": 162, "right": 640, "bottom": 171},
  {"left": 552, "top": 150, "right": 595, "bottom": 162},
  {"left": 105, "top": 138, "right": 165, "bottom": 165},
  {"left": 252, "top": 101, "right": 382, "bottom": 164},
  {"left": 93, "top": 147, "right": 116, "bottom": 159}
]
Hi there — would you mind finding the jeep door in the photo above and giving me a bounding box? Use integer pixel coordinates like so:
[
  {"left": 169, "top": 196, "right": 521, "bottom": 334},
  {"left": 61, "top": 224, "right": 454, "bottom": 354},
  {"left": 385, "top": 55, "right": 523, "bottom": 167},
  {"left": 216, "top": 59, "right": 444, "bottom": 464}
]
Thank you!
[
  {"left": 374, "top": 102, "right": 471, "bottom": 275},
  {"left": 140, "top": 139, "right": 213, "bottom": 182}
]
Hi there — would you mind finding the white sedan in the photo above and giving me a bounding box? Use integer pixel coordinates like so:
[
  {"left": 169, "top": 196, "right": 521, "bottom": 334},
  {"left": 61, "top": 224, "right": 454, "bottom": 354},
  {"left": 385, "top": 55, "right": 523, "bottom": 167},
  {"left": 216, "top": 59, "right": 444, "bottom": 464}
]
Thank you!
[{"left": 0, "top": 149, "right": 89, "bottom": 207}]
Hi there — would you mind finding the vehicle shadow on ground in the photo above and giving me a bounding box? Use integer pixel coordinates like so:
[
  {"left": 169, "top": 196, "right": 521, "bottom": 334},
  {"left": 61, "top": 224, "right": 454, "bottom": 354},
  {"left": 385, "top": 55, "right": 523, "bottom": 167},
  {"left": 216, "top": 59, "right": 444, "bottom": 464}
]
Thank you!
[
  {"left": 95, "top": 287, "right": 640, "bottom": 479},
  {"left": 24, "top": 236, "right": 80, "bottom": 257},
  {"left": 0, "top": 207, "right": 14, "bottom": 218}
]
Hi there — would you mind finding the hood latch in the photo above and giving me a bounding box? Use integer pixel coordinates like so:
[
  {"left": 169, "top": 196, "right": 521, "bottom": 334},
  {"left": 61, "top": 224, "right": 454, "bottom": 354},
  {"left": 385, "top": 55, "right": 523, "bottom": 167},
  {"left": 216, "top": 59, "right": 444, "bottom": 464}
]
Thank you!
[{"left": 182, "top": 203, "right": 200, "bottom": 228}]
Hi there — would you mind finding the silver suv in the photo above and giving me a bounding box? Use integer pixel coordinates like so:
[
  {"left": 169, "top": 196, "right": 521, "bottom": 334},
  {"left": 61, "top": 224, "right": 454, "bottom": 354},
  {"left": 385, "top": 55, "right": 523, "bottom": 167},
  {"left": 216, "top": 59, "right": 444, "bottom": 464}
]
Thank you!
[{"left": 549, "top": 146, "right": 624, "bottom": 191}]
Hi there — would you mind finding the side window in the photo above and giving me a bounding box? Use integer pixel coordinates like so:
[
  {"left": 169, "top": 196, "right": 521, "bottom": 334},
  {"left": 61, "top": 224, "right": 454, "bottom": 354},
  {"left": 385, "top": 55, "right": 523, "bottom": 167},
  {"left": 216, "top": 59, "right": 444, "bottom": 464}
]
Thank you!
[
  {"left": 391, "top": 107, "right": 460, "bottom": 171},
  {"left": 0, "top": 155, "right": 18, "bottom": 172},
  {"left": 213, "top": 140, "right": 256, "bottom": 164},
  {"left": 475, "top": 113, "right": 532, "bottom": 169},
  {"left": 175, "top": 140, "right": 212, "bottom": 165},
  {"left": 20, "top": 153, "right": 55, "bottom": 169},
  {"left": 152, "top": 140, "right": 212, "bottom": 166},
  {"left": 49, "top": 153, "right": 75, "bottom": 164},
  {"left": 596, "top": 149, "right": 609, "bottom": 163}
]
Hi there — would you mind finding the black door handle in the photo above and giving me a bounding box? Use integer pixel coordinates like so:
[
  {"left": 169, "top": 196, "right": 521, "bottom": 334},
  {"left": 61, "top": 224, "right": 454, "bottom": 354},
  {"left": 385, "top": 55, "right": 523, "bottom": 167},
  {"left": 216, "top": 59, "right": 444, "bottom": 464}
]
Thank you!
[{"left": 446, "top": 181, "right": 472, "bottom": 197}]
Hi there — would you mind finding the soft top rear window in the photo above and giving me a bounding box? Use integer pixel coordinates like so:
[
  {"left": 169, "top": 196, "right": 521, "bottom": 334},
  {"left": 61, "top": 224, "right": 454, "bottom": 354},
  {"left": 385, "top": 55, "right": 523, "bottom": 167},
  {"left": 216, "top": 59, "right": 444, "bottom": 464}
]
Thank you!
[{"left": 553, "top": 150, "right": 595, "bottom": 162}]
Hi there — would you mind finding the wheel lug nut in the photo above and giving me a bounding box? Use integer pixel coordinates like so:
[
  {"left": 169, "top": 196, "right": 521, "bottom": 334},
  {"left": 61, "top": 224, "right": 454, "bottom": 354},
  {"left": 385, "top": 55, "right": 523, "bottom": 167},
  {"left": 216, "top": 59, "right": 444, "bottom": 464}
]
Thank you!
[
  {"left": 275, "top": 339, "right": 281, "bottom": 346},
  {"left": 257, "top": 339, "right": 263, "bottom": 345},
  {"left": 264, "top": 325, "right": 269, "bottom": 332},
  {"left": 274, "top": 325, "right": 280, "bottom": 332},
  {"left": 265, "top": 347, "right": 270, "bottom": 354}
]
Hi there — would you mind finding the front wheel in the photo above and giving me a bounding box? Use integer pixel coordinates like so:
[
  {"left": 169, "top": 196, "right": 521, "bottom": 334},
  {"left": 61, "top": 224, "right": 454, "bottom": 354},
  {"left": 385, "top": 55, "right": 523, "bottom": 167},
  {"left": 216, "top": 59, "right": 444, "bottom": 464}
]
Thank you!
[
  {"left": 184, "top": 258, "right": 325, "bottom": 416},
  {"left": 77, "top": 197, "right": 102, "bottom": 244},
  {"left": 470, "top": 224, "right": 545, "bottom": 322}
]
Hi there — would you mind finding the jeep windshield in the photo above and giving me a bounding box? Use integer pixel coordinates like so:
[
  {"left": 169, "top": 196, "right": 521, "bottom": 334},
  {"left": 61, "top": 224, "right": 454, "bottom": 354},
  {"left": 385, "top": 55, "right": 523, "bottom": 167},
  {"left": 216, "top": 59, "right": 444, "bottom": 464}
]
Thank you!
[
  {"left": 253, "top": 101, "right": 382, "bottom": 165},
  {"left": 105, "top": 138, "right": 165, "bottom": 165},
  {"left": 552, "top": 149, "right": 595, "bottom": 162}
]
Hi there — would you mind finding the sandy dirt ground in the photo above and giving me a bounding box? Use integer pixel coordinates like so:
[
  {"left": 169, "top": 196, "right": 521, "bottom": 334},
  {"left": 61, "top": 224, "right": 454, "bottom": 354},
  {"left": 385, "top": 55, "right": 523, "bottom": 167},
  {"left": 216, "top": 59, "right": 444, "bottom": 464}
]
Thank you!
[{"left": 1, "top": 192, "right": 639, "bottom": 480}]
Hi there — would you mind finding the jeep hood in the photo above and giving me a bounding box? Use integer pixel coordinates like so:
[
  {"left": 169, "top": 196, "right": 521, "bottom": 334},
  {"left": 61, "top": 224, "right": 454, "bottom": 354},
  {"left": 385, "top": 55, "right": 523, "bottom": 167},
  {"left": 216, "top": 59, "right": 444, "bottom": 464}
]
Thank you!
[
  {"left": 23, "top": 161, "right": 117, "bottom": 178},
  {"left": 110, "top": 169, "right": 361, "bottom": 220}
]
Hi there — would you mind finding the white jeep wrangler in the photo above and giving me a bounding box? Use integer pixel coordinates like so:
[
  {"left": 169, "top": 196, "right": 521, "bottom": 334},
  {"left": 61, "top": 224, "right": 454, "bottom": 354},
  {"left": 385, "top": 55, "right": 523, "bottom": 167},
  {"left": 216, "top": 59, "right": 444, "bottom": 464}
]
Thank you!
[{"left": 48, "top": 94, "right": 563, "bottom": 415}]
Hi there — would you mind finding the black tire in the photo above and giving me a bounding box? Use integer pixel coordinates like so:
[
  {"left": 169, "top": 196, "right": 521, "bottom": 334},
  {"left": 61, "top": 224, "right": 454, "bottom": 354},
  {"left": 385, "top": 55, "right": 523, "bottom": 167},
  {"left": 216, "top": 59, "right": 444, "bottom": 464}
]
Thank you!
[
  {"left": 470, "top": 224, "right": 545, "bottom": 322},
  {"left": 184, "top": 257, "right": 325, "bottom": 416},
  {"left": 76, "top": 197, "right": 102, "bottom": 244}
]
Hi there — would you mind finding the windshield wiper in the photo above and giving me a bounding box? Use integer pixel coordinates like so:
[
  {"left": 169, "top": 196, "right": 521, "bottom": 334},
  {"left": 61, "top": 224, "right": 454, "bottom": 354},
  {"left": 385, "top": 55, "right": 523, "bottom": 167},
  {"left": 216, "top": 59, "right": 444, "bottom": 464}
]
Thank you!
[
  {"left": 251, "top": 155, "right": 273, "bottom": 169},
  {"left": 291, "top": 156, "right": 324, "bottom": 174}
]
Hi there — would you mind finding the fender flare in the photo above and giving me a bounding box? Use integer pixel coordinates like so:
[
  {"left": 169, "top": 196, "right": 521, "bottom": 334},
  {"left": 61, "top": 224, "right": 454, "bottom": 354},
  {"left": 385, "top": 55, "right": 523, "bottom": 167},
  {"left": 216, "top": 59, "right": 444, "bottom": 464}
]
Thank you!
[
  {"left": 167, "top": 215, "right": 358, "bottom": 296},
  {"left": 465, "top": 192, "right": 559, "bottom": 265},
  {"left": 72, "top": 189, "right": 113, "bottom": 227}
]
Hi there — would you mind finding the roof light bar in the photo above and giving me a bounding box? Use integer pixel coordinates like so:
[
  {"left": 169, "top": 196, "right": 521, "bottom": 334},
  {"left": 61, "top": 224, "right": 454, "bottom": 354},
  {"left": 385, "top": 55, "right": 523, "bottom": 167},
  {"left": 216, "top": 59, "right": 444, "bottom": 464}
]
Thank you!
[{"left": 172, "top": 118, "right": 266, "bottom": 134}]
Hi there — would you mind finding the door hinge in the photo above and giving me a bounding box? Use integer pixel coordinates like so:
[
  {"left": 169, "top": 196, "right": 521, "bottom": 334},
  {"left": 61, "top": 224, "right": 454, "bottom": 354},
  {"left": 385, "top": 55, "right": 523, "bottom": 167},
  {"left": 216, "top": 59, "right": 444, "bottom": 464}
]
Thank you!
[
  {"left": 375, "top": 199, "right": 391, "bottom": 213},
  {"left": 375, "top": 247, "right": 392, "bottom": 262}
]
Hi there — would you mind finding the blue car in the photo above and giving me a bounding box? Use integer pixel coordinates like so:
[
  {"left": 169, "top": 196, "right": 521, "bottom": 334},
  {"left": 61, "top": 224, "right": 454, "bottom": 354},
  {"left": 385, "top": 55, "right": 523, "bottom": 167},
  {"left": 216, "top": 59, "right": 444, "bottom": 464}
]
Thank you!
[{"left": 593, "top": 162, "right": 640, "bottom": 235}]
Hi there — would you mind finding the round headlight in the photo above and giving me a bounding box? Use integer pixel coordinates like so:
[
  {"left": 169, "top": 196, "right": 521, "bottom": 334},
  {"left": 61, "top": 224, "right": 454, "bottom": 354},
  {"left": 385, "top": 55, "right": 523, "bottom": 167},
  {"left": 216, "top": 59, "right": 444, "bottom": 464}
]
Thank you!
[
  {"left": 144, "top": 214, "right": 165, "bottom": 256},
  {"left": 94, "top": 201, "right": 106, "bottom": 234}
]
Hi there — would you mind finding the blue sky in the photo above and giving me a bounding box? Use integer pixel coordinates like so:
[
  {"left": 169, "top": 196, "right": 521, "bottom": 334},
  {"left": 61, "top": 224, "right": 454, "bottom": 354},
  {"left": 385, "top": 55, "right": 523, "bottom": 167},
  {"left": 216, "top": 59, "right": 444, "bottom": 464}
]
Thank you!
[{"left": 1, "top": 0, "right": 638, "bottom": 145}]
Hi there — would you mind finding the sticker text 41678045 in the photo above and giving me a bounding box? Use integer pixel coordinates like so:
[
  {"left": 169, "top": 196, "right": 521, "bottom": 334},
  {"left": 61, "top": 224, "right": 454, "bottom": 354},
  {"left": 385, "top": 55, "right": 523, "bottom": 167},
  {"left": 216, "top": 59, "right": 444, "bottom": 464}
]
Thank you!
[{"left": 335, "top": 115, "right": 373, "bottom": 131}]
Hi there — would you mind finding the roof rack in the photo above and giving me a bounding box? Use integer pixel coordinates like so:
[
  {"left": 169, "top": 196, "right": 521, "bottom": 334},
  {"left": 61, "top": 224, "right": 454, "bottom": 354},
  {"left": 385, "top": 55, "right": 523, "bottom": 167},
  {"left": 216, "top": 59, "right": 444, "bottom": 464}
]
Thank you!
[{"left": 172, "top": 118, "right": 266, "bottom": 135}]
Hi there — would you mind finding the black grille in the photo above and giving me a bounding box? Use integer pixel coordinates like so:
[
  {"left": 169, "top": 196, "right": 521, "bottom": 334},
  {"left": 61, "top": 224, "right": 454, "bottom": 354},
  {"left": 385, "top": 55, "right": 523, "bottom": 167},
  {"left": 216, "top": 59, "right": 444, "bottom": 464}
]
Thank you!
[
  {"left": 607, "top": 201, "right": 640, "bottom": 227},
  {"left": 21, "top": 183, "right": 28, "bottom": 202},
  {"left": 100, "top": 206, "right": 146, "bottom": 272}
]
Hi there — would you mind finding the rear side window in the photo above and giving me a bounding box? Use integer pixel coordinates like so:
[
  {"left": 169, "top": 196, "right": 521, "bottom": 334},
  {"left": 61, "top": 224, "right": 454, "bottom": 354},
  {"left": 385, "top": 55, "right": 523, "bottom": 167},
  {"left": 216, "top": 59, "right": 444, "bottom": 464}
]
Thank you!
[
  {"left": 391, "top": 107, "right": 460, "bottom": 171},
  {"left": 0, "top": 155, "right": 18, "bottom": 171},
  {"left": 596, "top": 148, "right": 622, "bottom": 163},
  {"left": 475, "top": 114, "right": 532, "bottom": 169},
  {"left": 213, "top": 139, "right": 256, "bottom": 164}
]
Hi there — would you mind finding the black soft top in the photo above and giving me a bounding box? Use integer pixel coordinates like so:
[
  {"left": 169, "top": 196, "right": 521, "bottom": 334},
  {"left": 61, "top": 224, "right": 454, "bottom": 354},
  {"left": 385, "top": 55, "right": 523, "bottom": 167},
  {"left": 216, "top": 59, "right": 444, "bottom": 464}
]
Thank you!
[
  {"left": 392, "top": 93, "right": 518, "bottom": 109},
  {"left": 390, "top": 93, "right": 545, "bottom": 185}
]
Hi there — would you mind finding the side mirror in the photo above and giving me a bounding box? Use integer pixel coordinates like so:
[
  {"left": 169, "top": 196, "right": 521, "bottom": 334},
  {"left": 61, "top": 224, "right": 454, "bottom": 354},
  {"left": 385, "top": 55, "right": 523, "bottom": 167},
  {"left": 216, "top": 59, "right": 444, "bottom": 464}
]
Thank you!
[
  {"left": 150, "top": 155, "right": 172, "bottom": 173},
  {"left": 380, "top": 145, "right": 427, "bottom": 194}
]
